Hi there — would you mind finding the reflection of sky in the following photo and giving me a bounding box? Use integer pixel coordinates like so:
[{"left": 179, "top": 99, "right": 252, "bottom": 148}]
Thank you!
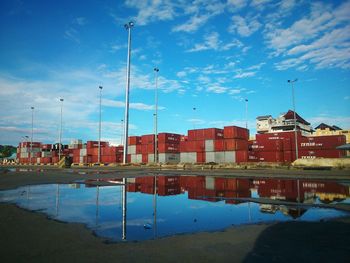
[{"left": 0, "top": 183, "right": 349, "bottom": 242}]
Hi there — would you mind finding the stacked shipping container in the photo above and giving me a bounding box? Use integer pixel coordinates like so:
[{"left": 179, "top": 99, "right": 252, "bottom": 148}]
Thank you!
[
  {"left": 248, "top": 131, "right": 346, "bottom": 162},
  {"left": 180, "top": 126, "right": 249, "bottom": 163}
]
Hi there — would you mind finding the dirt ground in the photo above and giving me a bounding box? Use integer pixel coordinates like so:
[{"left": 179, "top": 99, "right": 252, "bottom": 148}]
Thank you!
[{"left": 0, "top": 166, "right": 350, "bottom": 263}]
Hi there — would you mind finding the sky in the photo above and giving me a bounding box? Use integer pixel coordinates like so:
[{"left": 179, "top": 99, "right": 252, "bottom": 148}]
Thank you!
[{"left": 0, "top": 0, "right": 349, "bottom": 146}]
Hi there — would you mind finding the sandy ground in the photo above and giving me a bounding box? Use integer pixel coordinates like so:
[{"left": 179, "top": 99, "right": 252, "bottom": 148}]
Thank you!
[{"left": 0, "top": 166, "right": 350, "bottom": 262}]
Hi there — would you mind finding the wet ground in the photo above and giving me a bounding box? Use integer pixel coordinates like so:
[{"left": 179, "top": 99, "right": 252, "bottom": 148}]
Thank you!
[{"left": 0, "top": 167, "right": 350, "bottom": 262}]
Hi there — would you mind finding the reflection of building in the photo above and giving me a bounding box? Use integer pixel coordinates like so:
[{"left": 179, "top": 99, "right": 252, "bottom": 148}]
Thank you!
[{"left": 257, "top": 110, "right": 312, "bottom": 135}]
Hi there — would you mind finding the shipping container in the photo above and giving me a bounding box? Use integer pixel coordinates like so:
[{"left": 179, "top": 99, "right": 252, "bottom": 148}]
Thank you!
[
  {"left": 158, "top": 153, "right": 180, "bottom": 163},
  {"left": 128, "top": 136, "right": 142, "bottom": 145},
  {"left": 141, "top": 134, "right": 155, "bottom": 145},
  {"left": 86, "top": 141, "right": 109, "bottom": 148},
  {"left": 223, "top": 126, "right": 249, "bottom": 140},
  {"left": 224, "top": 139, "right": 248, "bottom": 151},
  {"left": 157, "top": 143, "right": 180, "bottom": 153},
  {"left": 180, "top": 152, "right": 197, "bottom": 163},
  {"left": 188, "top": 128, "right": 224, "bottom": 141},
  {"left": 157, "top": 133, "right": 181, "bottom": 143}
]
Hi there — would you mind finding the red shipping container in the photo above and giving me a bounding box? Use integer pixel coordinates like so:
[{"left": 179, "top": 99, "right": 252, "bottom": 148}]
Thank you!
[
  {"left": 158, "top": 143, "right": 180, "bottom": 153},
  {"left": 188, "top": 129, "right": 205, "bottom": 141},
  {"left": 196, "top": 152, "right": 205, "bottom": 163},
  {"left": 87, "top": 141, "right": 109, "bottom": 148},
  {"left": 52, "top": 157, "right": 59, "bottom": 163},
  {"left": 141, "top": 144, "right": 154, "bottom": 154},
  {"left": 141, "top": 134, "right": 155, "bottom": 145},
  {"left": 235, "top": 150, "right": 248, "bottom": 163},
  {"left": 250, "top": 138, "right": 284, "bottom": 152},
  {"left": 158, "top": 186, "right": 181, "bottom": 196},
  {"left": 224, "top": 126, "right": 249, "bottom": 140},
  {"left": 299, "top": 149, "right": 345, "bottom": 159},
  {"left": 128, "top": 136, "right": 142, "bottom": 145},
  {"left": 204, "top": 128, "right": 224, "bottom": 140},
  {"left": 142, "top": 154, "right": 148, "bottom": 163},
  {"left": 158, "top": 133, "right": 181, "bottom": 143},
  {"left": 256, "top": 131, "right": 302, "bottom": 141},
  {"left": 136, "top": 144, "right": 142, "bottom": 154},
  {"left": 257, "top": 151, "right": 284, "bottom": 162},
  {"left": 158, "top": 176, "right": 180, "bottom": 186},
  {"left": 116, "top": 153, "right": 123, "bottom": 163},
  {"left": 225, "top": 139, "right": 248, "bottom": 151},
  {"left": 20, "top": 142, "right": 42, "bottom": 148},
  {"left": 298, "top": 135, "right": 346, "bottom": 150},
  {"left": 101, "top": 155, "right": 117, "bottom": 163},
  {"left": 87, "top": 148, "right": 99, "bottom": 156},
  {"left": 182, "top": 140, "right": 205, "bottom": 152},
  {"left": 41, "top": 144, "right": 52, "bottom": 150},
  {"left": 180, "top": 135, "right": 188, "bottom": 142},
  {"left": 213, "top": 139, "right": 225, "bottom": 151}
]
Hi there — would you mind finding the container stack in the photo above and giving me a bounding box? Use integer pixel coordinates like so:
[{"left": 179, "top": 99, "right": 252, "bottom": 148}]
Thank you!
[
  {"left": 40, "top": 144, "right": 55, "bottom": 164},
  {"left": 128, "top": 136, "right": 142, "bottom": 163},
  {"left": 86, "top": 140, "right": 109, "bottom": 163},
  {"left": 248, "top": 131, "right": 346, "bottom": 162},
  {"left": 157, "top": 133, "right": 181, "bottom": 164},
  {"left": 17, "top": 142, "right": 42, "bottom": 164},
  {"left": 180, "top": 126, "right": 249, "bottom": 163}
]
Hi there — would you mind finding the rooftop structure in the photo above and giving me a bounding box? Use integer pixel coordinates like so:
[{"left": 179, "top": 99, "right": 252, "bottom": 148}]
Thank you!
[{"left": 256, "top": 110, "right": 313, "bottom": 135}]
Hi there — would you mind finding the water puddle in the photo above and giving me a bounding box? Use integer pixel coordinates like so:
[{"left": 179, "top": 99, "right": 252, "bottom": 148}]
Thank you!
[{"left": 0, "top": 175, "right": 349, "bottom": 242}]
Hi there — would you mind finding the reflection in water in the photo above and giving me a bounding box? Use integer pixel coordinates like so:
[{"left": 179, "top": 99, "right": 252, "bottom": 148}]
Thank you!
[{"left": 0, "top": 175, "right": 349, "bottom": 242}]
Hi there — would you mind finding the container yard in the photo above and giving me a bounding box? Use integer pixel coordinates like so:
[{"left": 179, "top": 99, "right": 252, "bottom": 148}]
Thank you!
[{"left": 14, "top": 125, "right": 346, "bottom": 166}]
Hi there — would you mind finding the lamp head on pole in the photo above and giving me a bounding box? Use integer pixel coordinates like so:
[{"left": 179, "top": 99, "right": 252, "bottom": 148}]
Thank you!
[
  {"left": 60, "top": 98, "right": 64, "bottom": 102},
  {"left": 124, "top": 21, "right": 134, "bottom": 29},
  {"left": 245, "top": 99, "right": 248, "bottom": 102},
  {"left": 99, "top": 86, "right": 103, "bottom": 90},
  {"left": 31, "top": 106, "right": 34, "bottom": 110},
  {"left": 154, "top": 67, "right": 159, "bottom": 72},
  {"left": 288, "top": 78, "right": 298, "bottom": 83}
]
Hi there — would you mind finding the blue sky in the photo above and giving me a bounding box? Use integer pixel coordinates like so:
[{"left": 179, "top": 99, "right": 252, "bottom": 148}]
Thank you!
[{"left": 0, "top": 0, "right": 349, "bottom": 146}]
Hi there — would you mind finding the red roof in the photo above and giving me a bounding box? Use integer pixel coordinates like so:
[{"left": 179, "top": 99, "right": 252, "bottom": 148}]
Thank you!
[{"left": 283, "top": 110, "right": 310, "bottom": 125}]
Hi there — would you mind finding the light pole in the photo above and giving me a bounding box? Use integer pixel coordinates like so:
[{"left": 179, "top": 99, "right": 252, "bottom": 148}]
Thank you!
[
  {"left": 120, "top": 119, "right": 124, "bottom": 146},
  {"left": 30, "top": 106, "right": 34, "bottom": 165},
  {"left": 245, "top": 99, "right": 248, "bottom": 130},
  {"left": 98, "top": 86, "right": 103, "bottom": 164},
  {"left": 287, "top": 79, "right": 298, "bottom": 160},
  {"left": 58, "top": 98, "right": 64, "bottom": 163},
  {"left": 193, "top": 107, "right": 196, "bottom": 129},
  {"left": 123, "top": 21, "right": 134, "bottom": 164},
  {"left": 154, "top": 67, "right": 159, "bottom": 163}
]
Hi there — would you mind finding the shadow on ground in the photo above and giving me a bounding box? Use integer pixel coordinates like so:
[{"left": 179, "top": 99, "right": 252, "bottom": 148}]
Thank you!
[{"left": 243, "top": 219, "right": 350, "bottom": 262}]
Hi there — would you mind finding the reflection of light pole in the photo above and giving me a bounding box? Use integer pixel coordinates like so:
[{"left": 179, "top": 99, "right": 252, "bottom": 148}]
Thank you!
[
  {"left": 287, "top": 79, "right": 298, "bottom": 160},
  {"left": 58, "top": 98, "right": 64, "bottom": 162},
  {"left": 154, "top": 68, "right": 159, "bottom": 163},
  {"left": 95, "top": 185, "right": 99, "bottom": 227},
  {"left": 153, "top": 175, "right": 157, "bottom": 238},
  {"left": 30, "top": 106, "right": 34, "bottom": 165},
  {"left": 123, "top": 21, "right": 134, "bottom": 164},
  {"left": 98, "top": 86, "right": 103, "bottom": 164},
  {"left": 245, "top": 99, "right": 248, "bottom": 130},
  {"left": 122, "top": 178, "right": 127, "bottom": 240},
  {"left": 55, "top": 184, "right": 60, "bottom": 217}
]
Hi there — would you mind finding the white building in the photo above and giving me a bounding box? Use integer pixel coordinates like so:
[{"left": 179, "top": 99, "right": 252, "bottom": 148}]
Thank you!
[{"left": 256, "top": 110, "right": 312, "bottom": 135}]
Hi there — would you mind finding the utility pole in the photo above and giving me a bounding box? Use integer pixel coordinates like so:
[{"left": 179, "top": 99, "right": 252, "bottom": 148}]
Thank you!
[
  {"left": 288, "top": 79, "right": 299, "bottom": 160},
  {"left": 154, "top": 67, "right": 159, "bottom": 163}
]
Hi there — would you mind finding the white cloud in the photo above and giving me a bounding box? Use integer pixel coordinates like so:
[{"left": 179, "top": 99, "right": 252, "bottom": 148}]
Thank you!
[
  {"left": 172, "top": 13, "right": 212, "bottom": 33},
  {"left": 75, "top": 17, "right": 87, "bottom": 26},
  {"left": 229, "top": 15, "right": 261, "bottom": 37},
  {"left": 265, "top": 1, "right": 350, "bottom": 70},
  {"left": 124, "top": 0, "right": 176, "bottom": 26},
  {"left": 187, "top": 32, "right": 243, "bottom": 52},
  {"left": 233, "top": 71, "right": 256, "bottom": 79},
  {"left": 206, "top": 85, "right": 228, "bottom": 94},
  {"left": 308, "top": 115, "right": 350, "bottom": 130},
  {"left": 64, "top": 28, "right": 80, "bottom": 43},
  {"left": 227, "top": 0, "right": 248, "bottom": 11}
]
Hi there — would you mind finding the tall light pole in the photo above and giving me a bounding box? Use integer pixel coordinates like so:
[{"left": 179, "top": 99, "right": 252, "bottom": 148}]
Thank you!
[
  {"left": 288, "top": 79, "right": 298, "bottom": 160},
  {"left": 123, "top": 21, "right": 134, "bottom": 164},
  {"left": 245, "top": 99, "right": 248, "bottom": 130},
  {"left": 120, "top": 119, "right": 124, "bottom": 146},
  {"left": 193, "top": 107, "right": 196, "bottom": 129},
  {"left": 58, "top": 98, "right": 64, "bottom": 163},
  {"left": 98, "top": 86, "right": 103, "bottom": 164},
  {"left": 154, "top": 67, "right": 159, "bottom": 163},
  {"left": 30, "top": 106, "right": 34, "bottom": 165}
]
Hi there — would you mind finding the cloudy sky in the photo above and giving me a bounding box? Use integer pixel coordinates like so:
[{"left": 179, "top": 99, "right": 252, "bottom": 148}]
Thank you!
[{"left": 0, "top": 0, "right": 349, "bottom": 146}]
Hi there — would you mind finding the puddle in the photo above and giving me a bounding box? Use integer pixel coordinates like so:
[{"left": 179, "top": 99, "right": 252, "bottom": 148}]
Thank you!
[{"left": 0, "top": 175, "right": 349, "bottom": 242}]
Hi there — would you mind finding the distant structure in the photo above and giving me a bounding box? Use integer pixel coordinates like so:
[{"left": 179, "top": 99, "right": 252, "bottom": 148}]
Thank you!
[
  {"left": 313, "top": 123, "right": 350, "bottom": 143},
  {"left": 256, "top": 110, "right": 312, "bottom": 135}
]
